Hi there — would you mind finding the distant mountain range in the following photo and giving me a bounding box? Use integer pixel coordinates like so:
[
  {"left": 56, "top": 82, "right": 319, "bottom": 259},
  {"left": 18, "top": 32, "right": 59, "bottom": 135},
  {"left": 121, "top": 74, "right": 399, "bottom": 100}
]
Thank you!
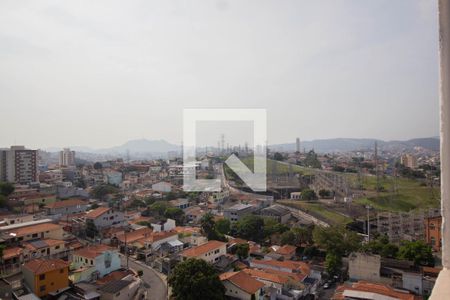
[
  {"left": 42, "top": 137, "right": 439, "bottom": 161},
  {"left": 270, "top": 137, "right": 440, "bottom": 153}
]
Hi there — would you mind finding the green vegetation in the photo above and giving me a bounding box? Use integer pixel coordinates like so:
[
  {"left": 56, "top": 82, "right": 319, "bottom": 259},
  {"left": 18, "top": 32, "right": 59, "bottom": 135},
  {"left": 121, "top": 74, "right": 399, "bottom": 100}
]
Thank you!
[
  {"left": 235, "top": 243, "right": 250, "bottom": 260},
  {"left": 313, "top": 226, "right": 362, "bottom": 276},
  {"left": 398, "top": 240, "right": 434, "bottom": 267},
  {"left": 279, "top": 200, "right": 352, "bottom": 225},
  {"left": 215, "top": 218, "right": 231, "bottom": 235},
  {"left": 301, "top": 189, "right": 318, "bottom": 200},
  {"left": 232, "top": 215, "right": 289, "bottom": 243},
  {"left": 280, "top": 226, "right": 313, "bottom": 246},
  {"left": 200, "top": 213, "right": 227, "bottom": 241},
  {"left": 91, "top": 184, "right": 119, "bottom": 200},
  {"left": 168, "top": 258, "right": 225, "bottom": 300}
]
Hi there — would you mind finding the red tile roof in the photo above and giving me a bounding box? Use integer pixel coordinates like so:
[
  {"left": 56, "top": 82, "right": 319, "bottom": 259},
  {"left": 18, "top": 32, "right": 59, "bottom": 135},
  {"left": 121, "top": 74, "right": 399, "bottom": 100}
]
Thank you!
[
  {"left": 45, "top": 199, "right": 87, "bottom": 209},
  {"left": 5, "top": 223, "right": 62, "bottom": 238},
  {"left": 220, "top": 271, "right": 264, "bottom": 295},
  {"left": 333, "top": 281, "right": 419, "bottom": 300},
  {"left": 275, "top": 245, "right": 297, "bottom": 256},
  {"left": 3, "top": 247, "right": 23, "bottom": 260},
  {"left": 180, "top": 240, "right": 226, "bottom": 258},
  {"left": 23, "top": 258, "right": 69, "bottom": 275},
  {"left": 73, "top": 244, "right": 113, "bottom": 259},
  {"left": 86, "top": 207, "right": 110, "bottom": 219},
  {"left": 252, "top": 259, "right": 310, "bottom": 275},
  {"left": 116, "top": 227, "right": 153, "bottom": 243},
  {"left": 242, "top": 268, "right": 289, "bottom": 285}
]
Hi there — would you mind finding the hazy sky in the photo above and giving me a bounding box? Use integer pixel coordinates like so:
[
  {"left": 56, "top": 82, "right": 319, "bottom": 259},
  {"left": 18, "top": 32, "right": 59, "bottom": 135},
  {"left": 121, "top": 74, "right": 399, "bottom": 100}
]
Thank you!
[{"left": 0, "top": 0, "right": 439, "bottom": 149}]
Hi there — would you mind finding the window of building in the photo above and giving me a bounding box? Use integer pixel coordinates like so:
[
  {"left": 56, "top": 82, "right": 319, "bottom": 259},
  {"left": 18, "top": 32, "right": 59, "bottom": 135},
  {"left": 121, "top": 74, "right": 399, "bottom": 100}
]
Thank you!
[
  {"left": 40, "top": 285, "right": 46, "bottom": 292},
  {"left": 39, "top": 274, "right": 45, "bottom": 280},
  {"left": 60, "top": 269, "right": 64, "bottom": 274}
]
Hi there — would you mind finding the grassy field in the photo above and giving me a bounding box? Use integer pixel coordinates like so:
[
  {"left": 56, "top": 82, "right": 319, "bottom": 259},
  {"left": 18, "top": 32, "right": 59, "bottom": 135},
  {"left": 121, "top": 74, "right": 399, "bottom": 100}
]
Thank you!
[
  {"left": 238, "top": 157, "right": 314, "bottom": 175},
  {"left": 279, "top": 200, "right": 353, "bottom": 225},
  {"left": 347, "top": 174, "right": 440, "bottom": 211}
]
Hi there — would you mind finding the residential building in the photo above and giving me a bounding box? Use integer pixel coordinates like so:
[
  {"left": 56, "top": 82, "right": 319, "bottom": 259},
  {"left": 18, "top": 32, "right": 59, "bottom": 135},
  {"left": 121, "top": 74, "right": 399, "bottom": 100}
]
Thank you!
[
  {"left": 259, "top": 205, "right": 291, "bottom": 224},
  {"left": 85, "top": 207, "right": 125, "bottom": 229},
  {"left": 0, "top": 146, "right": 38, "bottom": 184},
  {"left": 71, "top": 244, "right": 121, "bottom": 283},
  {"left": 151, "top": 219, "right": 176, "bottom": 232},
  {"left": 23, "top": 239, "right": 67, "bottom": 260},
  {"left": 59, "top": 148, "right": 76, "bottom": 167},
  {"left": 348, "top": 253, "right": 381, "bottom": 282},
  {"left": 180, "top": 240, "right": 227, "bottom": 263},
  {"left": 425, "top": 216, "right": 442, "bottom": 252},
  {"left": 45, "top": 199, "right": 88, "bottom": 216},
  {"left": 224, "top": 203, "right": 255, "bottom": 223},
  {"left": 98, "top": 276, "right": 141, "bottom": 300},
  {"left": 22, "top": 258, "right": 70, "bottom": 298},
  {"left": 169, "top": 198, "right": 190, "bottom": 210},
  {"left": 401, "top": 154, "right": 418, "bottom": 169},
  {"left": 220, "top": 271, "right": 264, "bottom": 300},
  {"left": 152, "top": 181, "right": 172, "bottom": 193},
  {"left": 332, "top": 281, "right": 418, "bottom": 300},
  {"left": 105, "top": 171, "right": 122, "bottom": 186},
  {"left": 0, "top": 220, "right": 64, "bottom": 244},
  {"left": 250, "top": 259, "right": 310, "bottom": 277}
]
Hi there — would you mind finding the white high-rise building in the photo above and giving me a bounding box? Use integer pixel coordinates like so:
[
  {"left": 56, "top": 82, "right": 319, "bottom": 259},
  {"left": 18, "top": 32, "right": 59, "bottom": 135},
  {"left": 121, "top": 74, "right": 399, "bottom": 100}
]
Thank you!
[
  {"left": 0, "top": 146, "right": 38, "bottom": 184},
  {"left": 59, "top": 148, "right": 76, "bottom": 166}
]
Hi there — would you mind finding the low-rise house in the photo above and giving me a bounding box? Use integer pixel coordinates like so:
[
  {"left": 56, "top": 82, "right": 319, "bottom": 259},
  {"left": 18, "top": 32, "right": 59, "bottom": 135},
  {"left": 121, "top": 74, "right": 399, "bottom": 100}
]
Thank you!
[
  {"left": 220, "top": 271, "right": 264, "bottom": 300},
  {"left": 250, "top": 260, "right": 310, "bottom": 276},
  {"left": 71, "top": 244, "right": 121, "bottom": 283},
  {"left": 242, "top": 268, "right": 289, "bottom": 295},
  {"left": 22, "top": 258, "right": 70, "bottom": 298},
  {"left": 348, "top": 252, "right": 381, "bottom": 282},
  {"left": 185, "top": 206, "right": 205, "bottom": 224},
  {"left": 98, "top": 275, "right": 142, "bottom": 300},
  {"left": 169, "top": 198, "right": 190, "bottom": 210},
  {"left": 151, "top": 219, "right": 176, "bottom": 232},
  {"left": 85, "top": 207, "right": 125, "bottom": 230},
  {"left": 259, "top": 205, "right": 291, "bottom": 224},
  {"left": 45, "top": 199, "right": 88, "bottom": 216},
  {"left": 151, "top": 181, "right": 172, "bottom": 193},
  {"left": 332, "top": 281, "right": 419, "bottom": 300},
  {"left": 180, "top": 240, "right": 227, "bottom": 264},
  {"left": 0, "top": 214, "right": 34, "bottom": 226},
  {"left": 224, "top": 203, "right": 255, "bottom": 223},
  {"left": 0, "top": 220, "right": 65, "bottom": 245},
  {"left": 23, "top": 239, "right": 67, "bottom": 260}
]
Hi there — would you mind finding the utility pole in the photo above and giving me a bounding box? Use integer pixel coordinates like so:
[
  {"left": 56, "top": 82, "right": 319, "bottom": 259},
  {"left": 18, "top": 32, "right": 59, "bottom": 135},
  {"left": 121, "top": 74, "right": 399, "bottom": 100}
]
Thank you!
[{"left": 366, "top": 205, "right": 372, "bottom": 242}]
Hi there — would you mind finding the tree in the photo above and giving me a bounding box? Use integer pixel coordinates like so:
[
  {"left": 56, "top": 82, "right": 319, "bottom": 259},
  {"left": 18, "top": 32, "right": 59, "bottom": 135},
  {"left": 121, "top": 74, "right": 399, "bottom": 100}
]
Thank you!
[
  {"left": 168, "top": 258, "right": 225, "bottom": 300},
  {"left": 280, "top": 230, "right": 296, "bottom": 246},
  {"left": 234, "top": 215, "right": 265, "bottom": 242},
  {"left": 148, "top": 201, "right": 170, "bottom": 217},
  {"left": 0, "top": 182, "right": 14, "bottom": 196},
  {"left": 303, "top": 150, "right": 321, "bottom": 169},
  {"left": 200, "top": 213, "right": 216, "bottom": 237},
  {"left": 398, "top": 240, "right": 434, "bottom": 266},
  {"left": 263, "top": 217, "right": 289, "bottom": 238},
  {"left": 325, "top": 253, "right": 342, "bottom": 276},
  {"left": 93, "top": 162, "right": 103, "bottom": 170},
  {"left": 235, "top": 243, "right": 250, "bottom": 260},
  {"left": 164, "top": 207, "right": 185, "bottom": 225},
  {"left": 318, "top": 189, "right": 332, "bottom": 198},
  {"left": 301, "top": 189, "right": 317, "bottom": 200},
  {"left": 0, "top": 195, "right": 8, "bottom": 208},
  {"left": 216, "top": 219, "right": 231, "bottom": 235},
  {"left": 313, "top": 226, "right": 361, "bottom": 256},
  {"left": 91, "top": 184, "right": 118, "bottom": 200},
  {"left": 274, "top": 152, "right": 284, "bottom": 161}
]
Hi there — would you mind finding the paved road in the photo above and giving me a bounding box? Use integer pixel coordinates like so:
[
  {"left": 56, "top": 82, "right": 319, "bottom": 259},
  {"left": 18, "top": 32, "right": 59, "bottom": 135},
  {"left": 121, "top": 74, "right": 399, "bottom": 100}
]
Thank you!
[{"left": 120, "top": 256, "right": 167, "bottom": 300}]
